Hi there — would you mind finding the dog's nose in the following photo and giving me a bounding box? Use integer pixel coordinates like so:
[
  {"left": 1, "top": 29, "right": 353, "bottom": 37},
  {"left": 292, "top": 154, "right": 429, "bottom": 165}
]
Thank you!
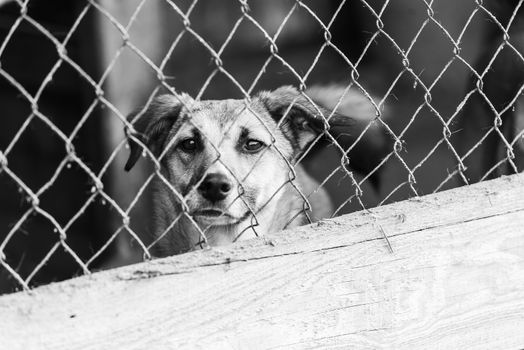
[{"left": 198, "top": 173, "right": 232, "bottom": 202}]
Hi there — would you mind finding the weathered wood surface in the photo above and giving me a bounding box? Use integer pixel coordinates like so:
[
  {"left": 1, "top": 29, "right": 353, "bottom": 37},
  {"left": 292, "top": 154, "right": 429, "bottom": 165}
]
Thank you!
[{"left": 1, "top": 173, "right": 524, "bottom": 349}]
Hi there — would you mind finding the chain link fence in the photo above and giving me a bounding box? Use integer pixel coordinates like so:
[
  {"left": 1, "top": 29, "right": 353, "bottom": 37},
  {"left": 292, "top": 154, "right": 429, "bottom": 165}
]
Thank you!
[{"left": 1, "top": 0, "right": 523, "bottom": 294}]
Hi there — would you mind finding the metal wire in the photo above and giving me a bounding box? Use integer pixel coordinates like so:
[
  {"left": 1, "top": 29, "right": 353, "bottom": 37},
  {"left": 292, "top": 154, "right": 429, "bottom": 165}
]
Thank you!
[{"left": 1, "top": 0, "right": 523, "bottom": 293}]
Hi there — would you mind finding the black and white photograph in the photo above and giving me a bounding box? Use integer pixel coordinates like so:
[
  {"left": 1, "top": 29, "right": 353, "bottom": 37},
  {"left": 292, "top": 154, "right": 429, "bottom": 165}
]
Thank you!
[{"left": 1, "top": 0, "right": 523, "bottom": 348}]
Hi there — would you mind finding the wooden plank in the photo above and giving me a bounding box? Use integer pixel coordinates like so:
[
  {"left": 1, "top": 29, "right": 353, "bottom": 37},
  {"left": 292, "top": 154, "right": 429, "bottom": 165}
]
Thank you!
[{"left": 1, "top": 173, "right": 524, "bottom": 349}]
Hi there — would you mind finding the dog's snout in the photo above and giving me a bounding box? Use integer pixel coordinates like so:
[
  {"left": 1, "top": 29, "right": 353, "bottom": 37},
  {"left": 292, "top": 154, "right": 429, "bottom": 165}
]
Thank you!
[{"left": 198, "top": 173, "right": 232, "bottom": 202}]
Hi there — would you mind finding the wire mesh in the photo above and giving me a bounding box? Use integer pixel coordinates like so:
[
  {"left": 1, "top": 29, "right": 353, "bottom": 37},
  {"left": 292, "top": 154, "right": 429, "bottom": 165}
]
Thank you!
[{"left": 1, "top": 0, "right": 523, "bottom": 293}]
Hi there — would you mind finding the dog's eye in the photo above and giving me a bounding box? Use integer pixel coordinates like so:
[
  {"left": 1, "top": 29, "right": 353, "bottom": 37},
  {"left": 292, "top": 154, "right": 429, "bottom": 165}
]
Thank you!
[
  {"left": 244, "top": 139, "right": 265, "bottom": 153},
  {"left": 179, "top": 138, "right": 198, "bottom": 152}
]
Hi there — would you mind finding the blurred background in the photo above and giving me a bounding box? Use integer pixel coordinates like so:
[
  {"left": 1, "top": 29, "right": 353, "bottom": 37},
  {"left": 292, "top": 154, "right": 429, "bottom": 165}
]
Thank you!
[{"left": 1, "top": 0, "right": 522, "bottom": 294}]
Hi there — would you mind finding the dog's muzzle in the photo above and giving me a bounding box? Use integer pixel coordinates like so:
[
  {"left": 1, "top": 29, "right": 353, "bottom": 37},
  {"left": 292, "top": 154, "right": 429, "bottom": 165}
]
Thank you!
[{"left": 198, "top": 173, "right": 232, "bottom": 203}]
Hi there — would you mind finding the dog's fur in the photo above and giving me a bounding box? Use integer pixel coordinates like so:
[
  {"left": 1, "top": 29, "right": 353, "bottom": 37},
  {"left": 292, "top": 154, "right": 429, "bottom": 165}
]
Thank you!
[{"left": 125, "top": 85, "right": 388, "bottom": 256}]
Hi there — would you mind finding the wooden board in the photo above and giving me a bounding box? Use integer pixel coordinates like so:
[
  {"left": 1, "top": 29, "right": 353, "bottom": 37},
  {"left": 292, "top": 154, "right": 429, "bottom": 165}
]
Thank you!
[{"left": 1, "top": 173, "right": 524, "bottom": 349}]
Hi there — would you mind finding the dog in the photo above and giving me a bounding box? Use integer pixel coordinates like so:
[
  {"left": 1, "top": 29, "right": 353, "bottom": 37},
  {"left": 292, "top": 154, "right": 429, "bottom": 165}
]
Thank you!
[
  {"left": 454, "top": 0, "right": 524, "bottom": 183},
  {"left": 124, "top": 85, "right": 389, "bottom": 256}
]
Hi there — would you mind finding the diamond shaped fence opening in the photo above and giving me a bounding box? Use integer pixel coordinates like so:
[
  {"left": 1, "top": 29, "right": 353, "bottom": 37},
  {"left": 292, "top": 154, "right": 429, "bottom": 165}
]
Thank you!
[{"left": 0, "top": 0, "right": 523, "bottom": 294}]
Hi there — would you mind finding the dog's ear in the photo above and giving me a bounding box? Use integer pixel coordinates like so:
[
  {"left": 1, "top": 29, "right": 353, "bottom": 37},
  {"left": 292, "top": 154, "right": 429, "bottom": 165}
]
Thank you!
[
  {"left": 124, "top": 93, "right": 193, "bottom": 171},
  {"left": 255, "top": 86, "right": 353, "bottom": 153}
]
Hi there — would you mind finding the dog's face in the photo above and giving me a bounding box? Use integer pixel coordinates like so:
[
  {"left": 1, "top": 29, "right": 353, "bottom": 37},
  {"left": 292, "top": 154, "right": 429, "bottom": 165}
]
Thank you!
[
  {"left": 124, "top": 86, "right": 351, "bottom": 233},
  {"left": 162, "top": 99, "right": 294, "bottom": 227}
]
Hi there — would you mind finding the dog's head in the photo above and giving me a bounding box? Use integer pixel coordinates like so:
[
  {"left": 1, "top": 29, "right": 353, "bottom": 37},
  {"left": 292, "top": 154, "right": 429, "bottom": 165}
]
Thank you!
[{"left": 124, "top": 86, "right": 351, "bottom": 232}]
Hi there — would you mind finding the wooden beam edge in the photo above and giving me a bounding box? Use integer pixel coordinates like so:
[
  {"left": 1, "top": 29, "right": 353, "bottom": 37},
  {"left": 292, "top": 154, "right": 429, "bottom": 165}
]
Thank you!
[{"left": 0, "top": 173, "right": 522, "bottom": 302}]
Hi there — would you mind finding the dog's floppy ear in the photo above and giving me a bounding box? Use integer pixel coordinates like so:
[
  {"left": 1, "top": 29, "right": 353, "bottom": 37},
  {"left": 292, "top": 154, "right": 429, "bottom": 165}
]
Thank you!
[
  {"left": 124, "top": 93, "right": 193, "bottom": 171},
  {"left": 255, "top": 85, "right": 353, "bottom": 153}
]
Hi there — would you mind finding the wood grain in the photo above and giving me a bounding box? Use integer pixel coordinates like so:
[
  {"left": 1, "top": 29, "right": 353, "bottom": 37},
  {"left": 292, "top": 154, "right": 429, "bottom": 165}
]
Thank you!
[{"left": 1, "top": 174, "right": 524, "bottom": 349}]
